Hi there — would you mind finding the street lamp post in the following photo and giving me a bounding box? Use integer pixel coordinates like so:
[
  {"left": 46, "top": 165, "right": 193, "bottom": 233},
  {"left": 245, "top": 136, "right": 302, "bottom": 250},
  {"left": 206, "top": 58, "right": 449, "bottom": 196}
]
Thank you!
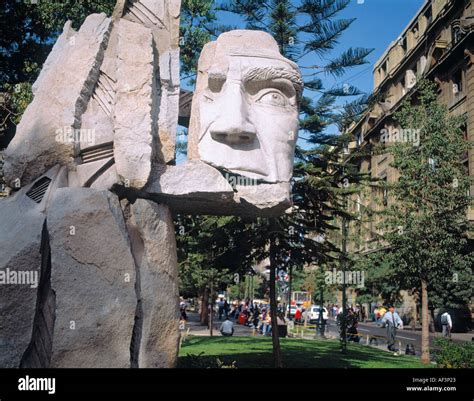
[
  {"left": 318, "top": 286, "right": 325, "bottom": 337},
  {"left": 341, "top": 213, "right": 348, "bottom": 354}
]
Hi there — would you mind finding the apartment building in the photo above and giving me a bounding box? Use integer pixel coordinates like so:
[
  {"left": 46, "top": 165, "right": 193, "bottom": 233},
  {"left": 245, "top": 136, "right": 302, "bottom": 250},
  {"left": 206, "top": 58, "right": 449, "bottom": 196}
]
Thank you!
[{"left": 347, "top": 0, "right": 474, "bottom": 254}]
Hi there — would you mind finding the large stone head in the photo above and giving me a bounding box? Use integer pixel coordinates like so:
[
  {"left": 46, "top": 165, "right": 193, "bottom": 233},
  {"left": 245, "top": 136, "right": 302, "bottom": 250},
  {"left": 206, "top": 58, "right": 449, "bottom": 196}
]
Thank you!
[{"left": 188, "top": 30, "right": 303, "bottom": 183}]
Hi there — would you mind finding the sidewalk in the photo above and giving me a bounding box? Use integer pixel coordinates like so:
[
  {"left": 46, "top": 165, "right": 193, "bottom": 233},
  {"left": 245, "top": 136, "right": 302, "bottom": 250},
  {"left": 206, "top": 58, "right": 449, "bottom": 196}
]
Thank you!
[
  {"left": 361, "top": 320, "right": 474, "bottom": 342},
  {"left": 181, "top": 312, "right": 254, "bottom": 337}
]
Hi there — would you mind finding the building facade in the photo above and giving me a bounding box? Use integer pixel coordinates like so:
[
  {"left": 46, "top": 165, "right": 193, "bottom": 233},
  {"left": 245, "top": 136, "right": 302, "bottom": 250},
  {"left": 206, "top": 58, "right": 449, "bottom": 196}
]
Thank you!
[{"left": 348, "top": 0, "right": 474, "bottom": 255}]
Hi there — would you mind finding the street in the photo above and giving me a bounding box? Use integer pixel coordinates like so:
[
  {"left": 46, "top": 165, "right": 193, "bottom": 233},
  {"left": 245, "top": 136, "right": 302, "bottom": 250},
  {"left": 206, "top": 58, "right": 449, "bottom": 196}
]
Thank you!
[{"left": 323, "top": 319, "right": 473, "bottom": 357}]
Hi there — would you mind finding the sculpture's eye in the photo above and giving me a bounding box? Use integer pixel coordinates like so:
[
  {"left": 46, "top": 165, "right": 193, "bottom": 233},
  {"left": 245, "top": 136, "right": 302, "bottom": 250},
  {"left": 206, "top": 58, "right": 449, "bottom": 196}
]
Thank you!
[{"left": 256, "top": 90, "right": 288, "bottom": 107}]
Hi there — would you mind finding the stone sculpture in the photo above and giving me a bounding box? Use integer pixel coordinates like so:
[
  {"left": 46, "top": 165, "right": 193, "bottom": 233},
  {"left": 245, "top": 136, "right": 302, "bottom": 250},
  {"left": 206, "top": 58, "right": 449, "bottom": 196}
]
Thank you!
[
  {"left": 188, "top": 30, "right": 303, "bottom": 184},
  {"left": 0, "top": 0, "right": 302, "bottom": 368}
]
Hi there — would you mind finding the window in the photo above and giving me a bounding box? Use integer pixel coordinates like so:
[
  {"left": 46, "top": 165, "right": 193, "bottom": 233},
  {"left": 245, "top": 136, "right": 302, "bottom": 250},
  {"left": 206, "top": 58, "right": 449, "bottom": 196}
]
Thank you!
[
  {"left": 452, "top": 26, "right": 463, "bottom": 44},
  {"left": 356, "top": 195, "right": 361, "bottom": 215},
  {"left": 406, "top": 68, "right": 417, "bottom": 89},
  {"left": 452, "top": 69, "right": 463, "bottom": 94},
  {"left": 400, "top": 77, "right": 407, "bottom": 96},
  {"left": 398, "top": 36, "right": 407, "bottom": 54},
  {"left": 382, "top": 186, "right": 388, "bottom": 207},
  {"left": 412, "top": 23, "right": 419, "bottom": 39},
  {"left": 380, "top": 61, "right": 388, "bottom": 80},
  {"left": 424, "top": 7, "right": 432, "bottom": 26}
]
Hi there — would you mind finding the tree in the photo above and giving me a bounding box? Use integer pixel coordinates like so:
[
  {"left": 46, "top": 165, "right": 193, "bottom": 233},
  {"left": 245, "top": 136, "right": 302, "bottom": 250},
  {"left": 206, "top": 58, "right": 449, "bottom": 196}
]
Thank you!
[
  {"left": 2, "top": 0, "right": 374, "bottom": 366},
  {"left": 175, "top": 215, "right": 251, "bottom": 327},
  {"left": 0, "top": 1, "right": 116, "bottom": 148},
  {"left": 211, "top": 0, "right": 373, "bottom": 366},
  {"left": 379, "top": 79, "right": 473, "bottom": 363}
]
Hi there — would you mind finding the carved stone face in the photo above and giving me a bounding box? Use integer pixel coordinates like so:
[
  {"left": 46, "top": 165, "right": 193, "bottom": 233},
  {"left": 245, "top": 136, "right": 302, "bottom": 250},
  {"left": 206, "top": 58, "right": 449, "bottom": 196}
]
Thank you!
[{"left": 188, "top": 31, "right": 303, "bottom": 183}]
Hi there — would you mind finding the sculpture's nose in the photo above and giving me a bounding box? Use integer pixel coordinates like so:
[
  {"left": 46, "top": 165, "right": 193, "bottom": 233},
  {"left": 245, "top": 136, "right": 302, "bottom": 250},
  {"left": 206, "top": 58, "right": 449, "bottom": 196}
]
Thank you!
[{"left": 210, "top": 83, "right": 257, "bottom": 144}]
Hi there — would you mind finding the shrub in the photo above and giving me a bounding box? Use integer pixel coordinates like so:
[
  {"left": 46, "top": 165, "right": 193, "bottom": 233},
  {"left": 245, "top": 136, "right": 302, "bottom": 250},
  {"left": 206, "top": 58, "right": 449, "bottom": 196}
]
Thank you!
[
  {"left": 178, "top": 353, "right": 237, "bottom": 369},
  {"left": 434, "top": 338, "right": 474, "bottom": 368}
]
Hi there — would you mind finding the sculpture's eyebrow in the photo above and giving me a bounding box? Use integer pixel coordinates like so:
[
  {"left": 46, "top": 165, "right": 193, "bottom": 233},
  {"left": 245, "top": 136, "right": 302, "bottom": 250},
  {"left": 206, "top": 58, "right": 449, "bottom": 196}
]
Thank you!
[{"left": 242, "top": 66, "right": 303, "bottom": 98}]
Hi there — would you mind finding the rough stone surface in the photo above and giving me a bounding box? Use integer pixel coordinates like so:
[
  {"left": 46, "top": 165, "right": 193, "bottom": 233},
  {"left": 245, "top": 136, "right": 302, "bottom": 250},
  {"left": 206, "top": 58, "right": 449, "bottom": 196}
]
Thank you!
[
  {"left": 0, "top": 201, "right": 43, "bottom": 368},
  {"left": 3, "top": 14, "right": 112, "bottom": 188},
  {"left": 0, "top": 166, "right": 64, "bottom": 368},
  {"left": 147, "top": 160, "right": 234, "bottom": 198},
  {"left": 47, "top": 188, "right": 136, "bottom": 368},
  {"left": 114, "top": 18, "right": 156, "bottom": 188},
  {"left": 235, "top": 181, "right": 292, "bottom": 211},
  {"left": 128, "top": 200, "right": 180, "bottom": 368},
  {"left": 123, "top": 0, "right": 166, "bottom": 30},
  {"left": 157, "top": 49, "right": 180, "bottom": 163},
  {"left": 146, "top": 161, "right": 292, "bottom": 216}
]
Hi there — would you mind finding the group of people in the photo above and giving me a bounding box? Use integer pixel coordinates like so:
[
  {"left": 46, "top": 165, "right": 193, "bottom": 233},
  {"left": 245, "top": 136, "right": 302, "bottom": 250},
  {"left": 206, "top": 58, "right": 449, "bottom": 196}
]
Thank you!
[
  {"left": 188, "top": 296, "right": 455, "bottom": 355},
  {"left": 330, "top": 304, "right": 366, "bottom": 321},
  {"left": 218, "top": 300, "right": 289, "bottom": 337}
]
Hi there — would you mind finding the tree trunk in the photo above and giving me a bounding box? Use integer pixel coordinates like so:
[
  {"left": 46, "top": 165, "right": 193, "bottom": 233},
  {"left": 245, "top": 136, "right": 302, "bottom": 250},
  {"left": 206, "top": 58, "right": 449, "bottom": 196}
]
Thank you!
[
  {"left": 412, "top": 298, "right": 417, "bottom": 331},
  {"left": 421, "top": 279, "right": 430, "bottom": 364},
  {"left": 200, "top": 288, "right": 209, "bottom": 326},
  {"left": 209, "top": 284, "right": 214, "bottom": 337},
  {"left": 269, "top": 236, "right": 282, "bottom": 368},
  {"left": 287, "top": 265, "right": 293, "bottom": 319},
  {"left": 429, "top": 309, "right": 436, "bottom": 334}
]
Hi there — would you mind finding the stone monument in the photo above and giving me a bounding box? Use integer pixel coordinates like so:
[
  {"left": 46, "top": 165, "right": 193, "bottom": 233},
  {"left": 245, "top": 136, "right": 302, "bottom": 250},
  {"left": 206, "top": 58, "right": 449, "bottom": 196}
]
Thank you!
[{"left": 0, "top": 0, "right": 302, "bottom": 368}]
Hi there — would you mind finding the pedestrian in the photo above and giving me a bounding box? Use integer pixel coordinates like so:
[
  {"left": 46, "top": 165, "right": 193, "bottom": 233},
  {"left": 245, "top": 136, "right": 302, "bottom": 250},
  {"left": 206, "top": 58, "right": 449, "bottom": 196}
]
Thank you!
[
  {"left": 180, "top": 302, "right": 187, "bottom": 321},
  {"left": 223, "top": 300, "right": 230, "bottom": 319},
  {"left": 236, "top": 302, "right": 243, "bottom": 320},
  {"left": 252, "top": 305, "right": 260, "bottom": 328},
  {"left": 259, "top": 308, "right": 267, "bottom": 334},
  {"left": 262, "top": 309, "right": 271, "bottom": 335},
  {"left": 381, "top": 306, "right": 403, "bottom": 352},
  {"left": 441, "top": 310, "right": 452, "bottom": 338},
  {"left": 277, "top": 312, "right": 287, "bottom": 337},
  {"left": 295, "top": 306, "right": 302, "bottom": 324},
  {"left": 217, "top": 297, "right": 225, "bottom": 320},
  {"left": 219, "top": 316, "right": 234, "bottom": 337}
]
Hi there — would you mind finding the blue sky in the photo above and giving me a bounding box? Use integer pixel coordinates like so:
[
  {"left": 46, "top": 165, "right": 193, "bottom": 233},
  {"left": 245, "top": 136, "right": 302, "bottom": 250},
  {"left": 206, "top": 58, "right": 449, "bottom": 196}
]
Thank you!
[
  {"left": 323, "top": 0, "right": 424, "bottom": 95},
  {"left": 178, "top": 0, "right": 425, "bottom": 159},
  {"left": 298, "top": 0, "right": 425, "bottom": 137}
]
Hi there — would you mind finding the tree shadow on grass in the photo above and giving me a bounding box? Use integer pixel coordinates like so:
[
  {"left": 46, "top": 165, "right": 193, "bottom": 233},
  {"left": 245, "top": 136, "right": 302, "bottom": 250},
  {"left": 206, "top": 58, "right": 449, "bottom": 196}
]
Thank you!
[{"left": 178, "top": 337, "right": 425, "bottom": 368}]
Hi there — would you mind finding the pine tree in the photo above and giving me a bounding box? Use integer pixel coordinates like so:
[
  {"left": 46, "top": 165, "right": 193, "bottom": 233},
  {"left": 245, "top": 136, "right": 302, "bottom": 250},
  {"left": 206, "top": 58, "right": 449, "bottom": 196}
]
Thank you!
[{"left": 214, "top": 0, "right": 373, "bottom": 365}]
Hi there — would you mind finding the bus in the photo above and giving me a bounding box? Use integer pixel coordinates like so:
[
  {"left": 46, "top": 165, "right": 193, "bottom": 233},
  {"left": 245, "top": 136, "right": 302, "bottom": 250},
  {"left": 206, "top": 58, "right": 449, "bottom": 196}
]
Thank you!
[{"left": 291, "top": 291, "right": 312, "bottom": 309}]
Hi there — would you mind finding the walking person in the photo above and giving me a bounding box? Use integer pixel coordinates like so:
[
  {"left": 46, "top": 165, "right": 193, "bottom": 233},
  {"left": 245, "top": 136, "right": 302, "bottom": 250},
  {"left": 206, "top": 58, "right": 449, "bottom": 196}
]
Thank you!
[
  {"left": 277, "top": 312, "right": 288, "bottom": 337},
  {"left": 382, "top": 306, "right": 403, "bottom": 352},
  {"left": 441, "top": 310, "right": 452, "bottom": 338},
  {"left": 223, "top": 300, "right": 230, "bottom": 319},
  {"left": 217, "top": 297, "right": 225, "bottom": 320},
  {"left": 252, "top": 305, "right": 260, "bottom": 328},
  {"left": 261, "top": 308, "right": 271, "bottom": 336}
]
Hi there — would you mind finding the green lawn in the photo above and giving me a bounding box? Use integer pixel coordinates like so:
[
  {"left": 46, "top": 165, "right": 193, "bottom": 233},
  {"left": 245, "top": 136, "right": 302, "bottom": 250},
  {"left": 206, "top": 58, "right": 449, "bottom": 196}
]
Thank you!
[{"left": 178, "top": 336, "right": 431, "bottom": 368}]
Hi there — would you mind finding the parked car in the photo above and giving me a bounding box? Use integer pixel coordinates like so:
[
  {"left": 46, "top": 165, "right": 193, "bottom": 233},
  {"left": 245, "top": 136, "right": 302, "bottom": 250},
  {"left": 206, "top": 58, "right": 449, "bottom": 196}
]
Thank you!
[{"left": 308, "top": 305, "right": 329, "bottom": 324}]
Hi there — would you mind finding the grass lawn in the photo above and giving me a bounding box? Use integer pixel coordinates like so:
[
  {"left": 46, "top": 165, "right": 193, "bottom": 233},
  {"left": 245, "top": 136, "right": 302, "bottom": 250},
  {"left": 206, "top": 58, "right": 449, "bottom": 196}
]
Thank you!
[{"left": 178, "top": 336, "right": 431, "bottom": 368}]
